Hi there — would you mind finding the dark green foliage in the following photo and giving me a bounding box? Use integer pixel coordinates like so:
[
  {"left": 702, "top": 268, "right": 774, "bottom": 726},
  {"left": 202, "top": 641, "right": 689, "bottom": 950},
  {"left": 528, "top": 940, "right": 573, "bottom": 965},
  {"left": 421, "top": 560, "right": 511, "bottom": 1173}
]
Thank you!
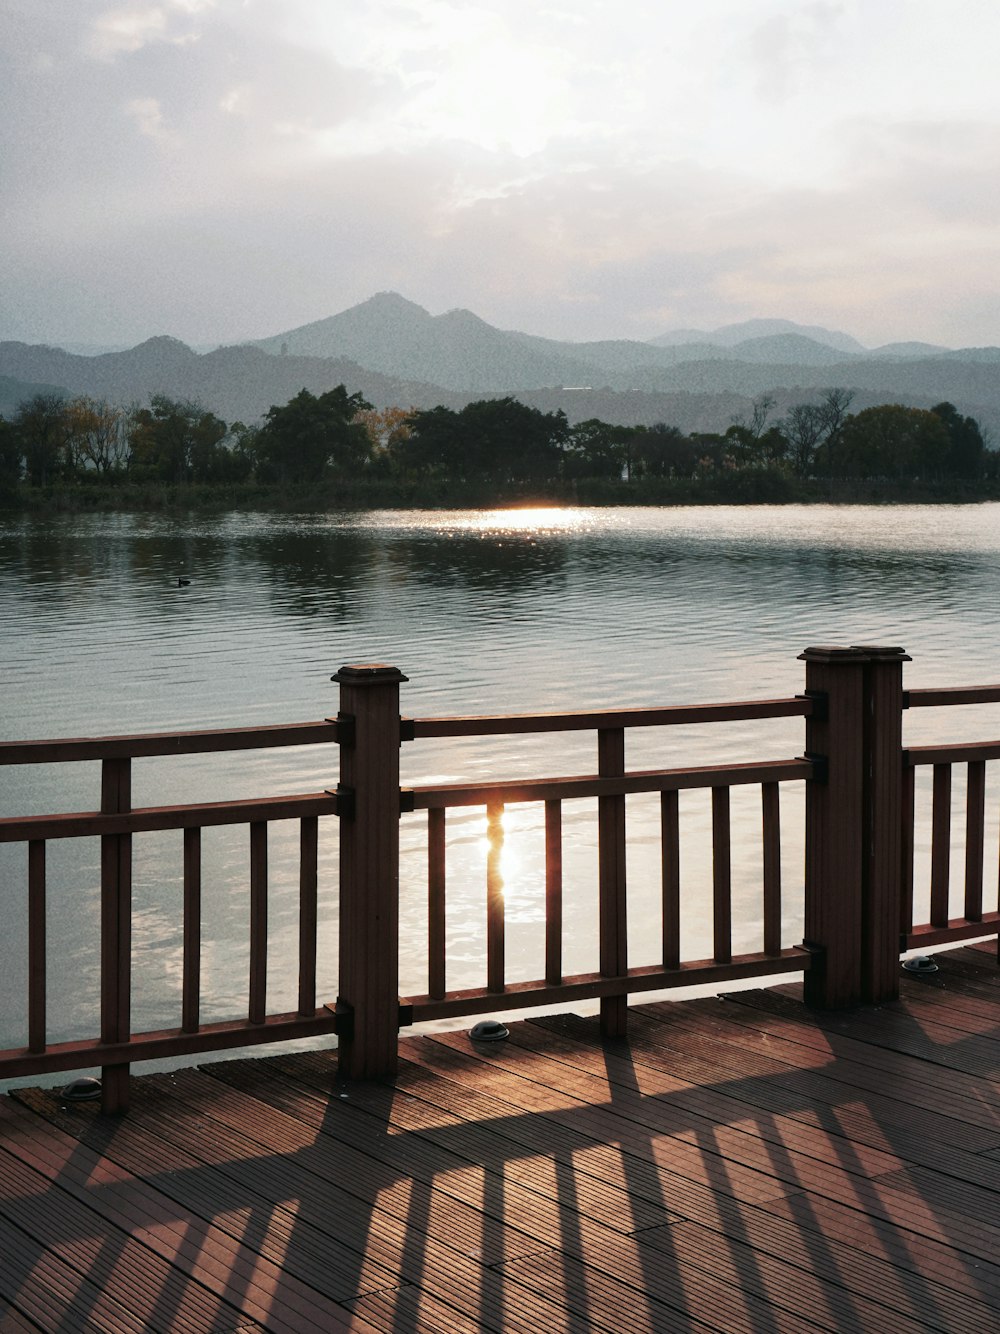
[
  {"left": 255, "top": 386, "right": 372, "bottom": 483},
  {"left": 0, "top": 416, "right": 23, "bottom": 494},
  {"left": 834, "top": 405, "right": 951, "bottom": 478},
  {"left": 130, "top": 395, "right": 229, "bottom": 483},
  {"left": 930, "top": 402, "right": 985, "bottom": 478},
  {"left": 564, "top": 418, "right": 635, "bottom": 479},
  {"left": 13, "top": 392, "right": 68, "bottom": 486},
  {"left": 402, "top": 398, "right": 568, "bottom": 482}
]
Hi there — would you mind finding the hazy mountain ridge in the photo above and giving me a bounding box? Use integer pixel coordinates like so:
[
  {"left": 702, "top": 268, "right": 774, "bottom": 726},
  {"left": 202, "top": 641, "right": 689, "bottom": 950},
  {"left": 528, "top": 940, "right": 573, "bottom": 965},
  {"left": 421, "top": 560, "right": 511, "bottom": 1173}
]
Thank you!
[
  {"left": 648, "top": 316, "right": 867, "bottom": 354},
  {"left": 2, "top": 292, "right": 998, "bottom": 438}
]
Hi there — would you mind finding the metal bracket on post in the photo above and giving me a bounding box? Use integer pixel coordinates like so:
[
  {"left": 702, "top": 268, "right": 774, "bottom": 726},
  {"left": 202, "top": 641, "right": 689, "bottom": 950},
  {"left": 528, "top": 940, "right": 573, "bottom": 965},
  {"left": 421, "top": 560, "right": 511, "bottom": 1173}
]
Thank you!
[
  {"left": 327, "top": 711, "right": 355, "bottom": 747},
  {"left": 325, "top": 998, "right": 354, "bottom": 1040},
  {"left": 798, "top": 690, "right": 829, "bottom": 724},
  {"left": 328, "top": 784, "right": 355, "bottom": 820},
  {"left": 803, "top": 752, "right": 829, "bottom": 785}
]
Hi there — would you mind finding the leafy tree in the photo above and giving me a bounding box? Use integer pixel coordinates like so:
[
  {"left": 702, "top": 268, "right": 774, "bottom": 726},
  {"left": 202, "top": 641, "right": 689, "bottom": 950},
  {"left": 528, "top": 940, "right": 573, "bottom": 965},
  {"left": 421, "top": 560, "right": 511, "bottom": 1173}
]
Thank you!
[
  {"left": 930, "top": 402, "right": 985, "bottom": 478},
  {"left": 835, "top": 405, "right": 950, "bottom": 478},
  {"left": 0, "top": 416, "right": 22, "bottom": 494},
  {"left": 403, "top": 398, "right": 568, "bottom": 482},
  {"left": 13, "top": 393, "right": 68, "bottom": 486},
  {"left": 256, "top": 386, "right": 372, "bottom": 484},
  {"left": 564, "top": 418, "right": 633, "bottom": 479},
  {"left": 632, "top": 423, "right": 699, "bottom": 479},
  {"left": 129, "top": 395, "right": 228, "bottom": 483}
]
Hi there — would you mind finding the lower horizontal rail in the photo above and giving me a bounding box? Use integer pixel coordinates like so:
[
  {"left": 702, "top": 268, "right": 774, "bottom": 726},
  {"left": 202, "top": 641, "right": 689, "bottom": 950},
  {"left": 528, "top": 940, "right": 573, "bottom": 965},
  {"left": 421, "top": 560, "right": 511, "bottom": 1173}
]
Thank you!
[
  {"left": 401, "top": 947, "right": 813, "bottom": 1023},
  {"left": 905, "top": 912, "right": 1000, "bottom": 950},
  {"left": 0, "top": 1008, "right": 341, "bottom": 1081}
]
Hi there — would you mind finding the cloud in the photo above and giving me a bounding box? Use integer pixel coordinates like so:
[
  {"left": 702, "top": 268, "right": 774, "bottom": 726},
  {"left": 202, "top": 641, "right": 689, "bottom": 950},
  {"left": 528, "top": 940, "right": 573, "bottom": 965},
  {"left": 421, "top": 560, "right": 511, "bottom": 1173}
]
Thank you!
[
  {"left": 125, "top": 95, "right": 174, "bottom": 143},
  {"left": 2, "top": 0, "right": 1000, "bottom": 346}
]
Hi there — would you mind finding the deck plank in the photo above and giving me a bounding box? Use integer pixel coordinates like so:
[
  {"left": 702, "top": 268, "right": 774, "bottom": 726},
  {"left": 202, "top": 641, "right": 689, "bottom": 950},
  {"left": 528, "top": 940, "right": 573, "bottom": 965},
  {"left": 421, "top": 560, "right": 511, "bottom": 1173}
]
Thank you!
[{"left": 2, "top": 942, "right": 999, "bottom": 1333}]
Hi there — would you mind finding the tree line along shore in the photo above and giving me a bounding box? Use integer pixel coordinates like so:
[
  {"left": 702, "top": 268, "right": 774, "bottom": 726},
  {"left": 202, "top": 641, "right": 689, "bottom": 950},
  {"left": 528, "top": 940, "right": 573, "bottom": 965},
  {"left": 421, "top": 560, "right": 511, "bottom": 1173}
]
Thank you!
[{"left": 0, "top": 383, "right": 995, "bottom": 510}]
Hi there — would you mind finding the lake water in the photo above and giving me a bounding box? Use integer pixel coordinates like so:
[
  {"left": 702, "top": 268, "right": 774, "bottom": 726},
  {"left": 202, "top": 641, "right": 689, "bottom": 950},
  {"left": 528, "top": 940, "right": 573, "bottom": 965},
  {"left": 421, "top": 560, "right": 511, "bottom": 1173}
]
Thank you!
[{"left": 3, "top": 504, "right": 1000, "bottom": 1070}]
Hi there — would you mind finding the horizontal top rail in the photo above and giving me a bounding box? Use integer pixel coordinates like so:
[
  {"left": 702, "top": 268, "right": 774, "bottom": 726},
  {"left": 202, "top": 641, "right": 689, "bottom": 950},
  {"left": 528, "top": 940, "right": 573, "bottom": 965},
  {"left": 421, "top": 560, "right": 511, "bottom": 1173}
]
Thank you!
[
  {"left": 0, "top": 719, "right": 340, "bottom": 765},
  {"left": 906, "top": 740, "right": 1000, "bottom": 766},
  {"left": 405, "top": 756, "right": 813, "bottom": 810},
  {"left": 905, "top": 685, "right": 1000, "bottom": 708},
  {"left": 407, "top": 696, "right": 813, "bottom": 739},
  {"left": 0, "top": 790, "right": 340, "bottom": 843}
]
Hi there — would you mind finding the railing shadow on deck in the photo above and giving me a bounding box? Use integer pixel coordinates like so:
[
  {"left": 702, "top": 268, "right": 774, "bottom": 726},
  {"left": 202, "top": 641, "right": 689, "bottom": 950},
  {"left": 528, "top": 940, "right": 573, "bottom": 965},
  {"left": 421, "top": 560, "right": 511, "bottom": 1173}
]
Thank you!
[
  {"left": 6, "top": 961, "right": 1000, "bottom": 1331},
  {"left": 1, "top": 643, "right": 998, "bottom": 1115}
]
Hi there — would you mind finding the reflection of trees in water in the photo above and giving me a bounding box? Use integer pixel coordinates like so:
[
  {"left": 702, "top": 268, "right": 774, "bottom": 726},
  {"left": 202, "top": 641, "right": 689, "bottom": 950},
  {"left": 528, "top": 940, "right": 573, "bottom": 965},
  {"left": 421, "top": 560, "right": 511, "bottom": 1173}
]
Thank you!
[
  {"left": 595, "top": 531, "right": 994, "bottom": 607},
  {"left": 382, "top": 530, "right": 569, "bottom": 594},
  {"left": 241, "top": 529, "right": 376, "bottom": 621},
  {"left": 0, "top": 516, "right": 237, "bottom": 620}
]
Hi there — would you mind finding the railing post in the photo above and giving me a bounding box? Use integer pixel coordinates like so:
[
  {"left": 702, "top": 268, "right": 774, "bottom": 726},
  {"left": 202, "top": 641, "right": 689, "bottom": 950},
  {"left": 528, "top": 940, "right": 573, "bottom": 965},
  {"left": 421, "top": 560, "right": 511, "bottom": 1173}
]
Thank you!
[
  {"left": 334, "top": 664, "right": 406, "bottom": 1080},
  {"left": 800, "top": 644, "right": 908, "bottom": 1008},
  {"left": 800, "top": 646, "right": 867, "bottom": 1008},
  {"left": 854, "top": 645, "right": 909, "bottom": 1004}
]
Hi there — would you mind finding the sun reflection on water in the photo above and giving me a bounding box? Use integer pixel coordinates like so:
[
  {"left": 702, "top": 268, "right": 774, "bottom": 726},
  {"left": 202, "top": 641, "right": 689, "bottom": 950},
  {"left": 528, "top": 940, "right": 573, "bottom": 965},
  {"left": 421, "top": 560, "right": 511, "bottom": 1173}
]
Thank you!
[{"left": 451, "top": 507, "right": 591, "bottom": 535}]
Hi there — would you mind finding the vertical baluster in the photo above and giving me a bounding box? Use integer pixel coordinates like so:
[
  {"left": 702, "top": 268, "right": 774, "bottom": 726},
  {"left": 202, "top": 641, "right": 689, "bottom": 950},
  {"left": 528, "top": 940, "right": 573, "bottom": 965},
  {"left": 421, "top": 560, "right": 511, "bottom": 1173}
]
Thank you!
[
  {"left": 660, "top": 790, "right": 680, "bottom": 970},
  {"left": 930, "top": 764, "right": 951, "bottom": 928},
  {"left": 598, "top": 727, "right": 627, "bottom": 1037},
  {"left": 182, "top": 827, "right": 201, "bottom": 1033},
  {"left": 965, "top": 761, "right": 985, "bottom": 923},
  {"left": 428, "top": 808, "right": 446, "bottom": 1000},
  {"left": 249, "top": 821, "right": 268, "bottom": 1024},
  {"left": 545, "top": 799, "right": 563, "bottom": 985},
  {"left": 100, "top": 756, "right": 131, "bottom": 1114},
  {"left": 900, "top": 764, "right": 915, "bottom": 937},
  {"left": 298, "top": 816, "right": 318, "bottom": 1017},
  {"left": 762, "top": 782, "right": 781, "bottom": 957},
  {"left": 28, "top": 840, "right": 46, "bottom": 1054},
  {"left": 712, "top": 786, "right": 732, "bottom": 964},
  {"left": 486, "top": 803, "right": 505, "bottom": 993}
]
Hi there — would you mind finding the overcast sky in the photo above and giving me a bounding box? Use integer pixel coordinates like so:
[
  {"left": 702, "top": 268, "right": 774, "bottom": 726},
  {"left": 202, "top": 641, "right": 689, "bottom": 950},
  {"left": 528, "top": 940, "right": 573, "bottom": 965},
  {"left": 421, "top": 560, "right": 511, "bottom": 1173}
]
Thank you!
[{"left": 2, "top": 0, "right": 999, "bottom": 349}]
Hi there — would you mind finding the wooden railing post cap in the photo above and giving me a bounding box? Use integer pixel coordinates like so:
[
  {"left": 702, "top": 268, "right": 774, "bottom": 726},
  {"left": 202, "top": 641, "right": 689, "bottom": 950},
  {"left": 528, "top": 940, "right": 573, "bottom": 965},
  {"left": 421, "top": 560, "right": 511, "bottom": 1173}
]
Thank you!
[
  {"left": 798, "top": 645, "right": 869, "bottom": 664},
  {"left": 848, "top": 645, "right": 911, "bottom": 662},
  {"left": 332, "top": 664, "right": 408, "bottom": 685}
]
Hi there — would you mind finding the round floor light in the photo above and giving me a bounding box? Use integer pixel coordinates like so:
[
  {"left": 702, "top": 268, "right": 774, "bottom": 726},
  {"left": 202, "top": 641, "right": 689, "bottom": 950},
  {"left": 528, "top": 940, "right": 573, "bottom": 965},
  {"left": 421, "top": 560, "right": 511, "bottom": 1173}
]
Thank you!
[
  {"left": 902, "top": 955, "right": 939, "bottom": 975},
  {"left": 469, "top": 1019, "right": 509, "bottom": 1042},
  {"left": 61, "top": 1077, "right": 102, "bottom": 1101}
]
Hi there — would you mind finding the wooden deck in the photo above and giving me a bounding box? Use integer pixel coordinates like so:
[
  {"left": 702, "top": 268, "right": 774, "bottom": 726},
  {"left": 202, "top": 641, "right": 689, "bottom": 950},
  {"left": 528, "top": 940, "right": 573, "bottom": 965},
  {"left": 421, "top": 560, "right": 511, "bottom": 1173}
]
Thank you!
[{"left": 2, "top": 942, "right": 999, "bottom": 1333}]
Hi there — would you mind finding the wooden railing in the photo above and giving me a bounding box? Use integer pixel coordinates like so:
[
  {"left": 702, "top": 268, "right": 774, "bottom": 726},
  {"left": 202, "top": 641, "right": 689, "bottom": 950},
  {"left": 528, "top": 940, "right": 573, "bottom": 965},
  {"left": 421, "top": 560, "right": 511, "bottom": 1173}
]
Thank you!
[
  {"left": 0, "top": 721, "right": 346, "bottom": 1112},
  {"left": 902, "top": 684, "right": 1000, "bottom": 950},
  {"left": 1, "top": 645, "right": 998, "bottom": 1112}
]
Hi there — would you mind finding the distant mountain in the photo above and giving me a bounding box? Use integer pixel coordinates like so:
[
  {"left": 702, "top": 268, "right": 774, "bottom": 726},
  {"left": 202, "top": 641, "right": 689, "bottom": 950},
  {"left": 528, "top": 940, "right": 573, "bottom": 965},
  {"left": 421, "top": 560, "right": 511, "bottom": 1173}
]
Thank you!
[
  {"left": 254, "top": 293, "right": 869, "bottom": 388},
  {"left": 649, "top": 317, "right": 867, "bottom": 355},
  {"left": 871, "top": 341, "right": 950, "bottom": 359},
  {"left": 0, "top": 372, "right": 69, "bottom": 417},
  {"left": 0, "top": 337, "right": 451, "bottom": 423},
  {"left": 254, "top": 292, "right": 603, "bottom": 391},
  {"left": 3, "top": 293, "right": 999, "bottom": 440}
]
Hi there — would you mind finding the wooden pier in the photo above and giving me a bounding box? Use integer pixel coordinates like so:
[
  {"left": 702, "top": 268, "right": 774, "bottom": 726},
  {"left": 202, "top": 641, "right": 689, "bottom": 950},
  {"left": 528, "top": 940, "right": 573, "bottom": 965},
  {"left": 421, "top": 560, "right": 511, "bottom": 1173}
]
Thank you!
[
  {"left": 3, "top": 940, "right": 999, "bottom": 1332},
  {"left": 2, "top": 643, "right": 1000, "bottom": 1328}
]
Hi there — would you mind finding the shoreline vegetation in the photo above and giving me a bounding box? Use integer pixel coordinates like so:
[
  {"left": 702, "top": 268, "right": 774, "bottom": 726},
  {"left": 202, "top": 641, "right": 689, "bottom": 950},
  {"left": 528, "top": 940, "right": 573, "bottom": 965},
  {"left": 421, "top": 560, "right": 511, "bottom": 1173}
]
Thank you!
[
  {"left": 2, "top": 382, "right": 995, "bottom": 512},
  {"left": 6, "top": 473, "right": 1000, "bottom": 513}
]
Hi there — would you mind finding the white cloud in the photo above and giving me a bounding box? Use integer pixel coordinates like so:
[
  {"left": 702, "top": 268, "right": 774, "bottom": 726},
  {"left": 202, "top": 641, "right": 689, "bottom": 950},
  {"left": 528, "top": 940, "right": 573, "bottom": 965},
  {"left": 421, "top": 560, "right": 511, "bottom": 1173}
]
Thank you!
[
  {"left": 3, "top": 0, "right": 1000, "bottom": 345},
  {"left": 125, "top": 95, "right": 174, "bottom": 144}
]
